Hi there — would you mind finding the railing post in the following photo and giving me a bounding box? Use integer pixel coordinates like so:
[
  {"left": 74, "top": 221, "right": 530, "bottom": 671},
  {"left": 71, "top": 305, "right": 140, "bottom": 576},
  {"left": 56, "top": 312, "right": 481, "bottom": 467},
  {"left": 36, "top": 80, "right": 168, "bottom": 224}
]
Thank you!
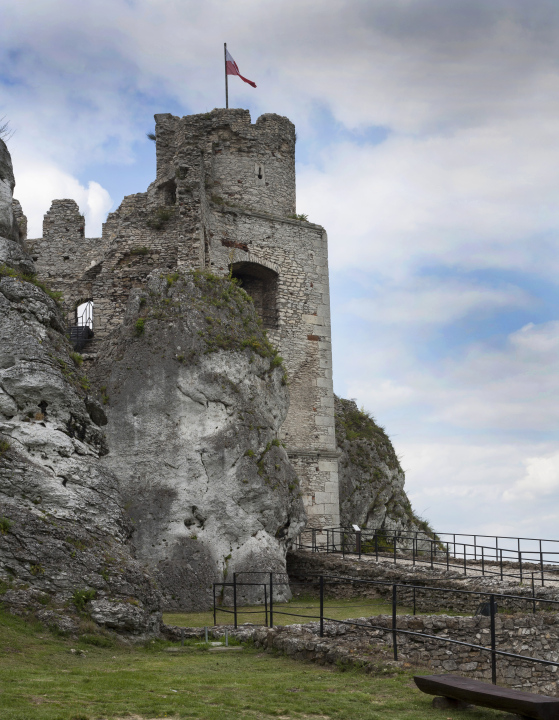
[
  {"left": 320, "top": 575, "right": 324, "bottom": 638},
  {"left": 464, "top": 544, "right": 467, "bottom": 575},
  {"left": 413, "top": 586, "right": 416, "bottom": 616},
  {"left": 269, "top": 572, "right": 274, "bottom": 628},
  {"left": 519, "top": 551, "right": 523, "bottom": 583},
  {"left": 540, "top": 540, "right": 544, "bottom": 587},
  {"left": 357, "top": 531, "right": 362, "bottom": 559},
  {"left": 474, "top": 535, "right": 477, "bottom": 561},
  {"left": 312, "top": 528, "right": 316, "bottom": 552},
  {"left": 500, "top": 548, "right": 503, "bottom": 581},
  {"left": 342, "top": 531, "right": 345, "bottom": 558},
  {"left": 413, "top": 536, "right": 416, "bottom": 567},
  {"left": 490, "top": 594, "right": 497, "bottom": 685},
  {"left": 532, "top": 574, "right": 536, "bottom": 614},
  {"left": 392, "top": 584, "right": 398, "bottom": 661},
  {"left": 430, "top": 539, "right": 433, "bottom": 569},
  {"left": 233, "top": 573, "right": 238, "bottom": 629},
  {"left": 213, "top": 584, "right": 217, "bottom": 626},
  {"left": 446, "top": 542, "right": 449, "bottom": 572},
  {"left": 264, "top": 584, "right": 268, "bottom": 626},
  {"left": 482, "top": 546, "right": 485, "bottom": 576}
]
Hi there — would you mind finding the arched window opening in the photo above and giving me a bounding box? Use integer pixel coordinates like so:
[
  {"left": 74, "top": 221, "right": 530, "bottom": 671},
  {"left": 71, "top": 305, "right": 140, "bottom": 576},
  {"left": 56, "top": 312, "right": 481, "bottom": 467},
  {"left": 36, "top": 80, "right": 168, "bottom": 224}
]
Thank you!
[
  {"left": 160, "top": 178, "right": 177, "bottom": 205},
  {"left": 76, "top": 301, "right": 94, "bottom": 330},
  {"left": 230, "top": 262, "right": 278, "bottom": 330},
  {"left": 70, "top": 300, "right": 94, "bottom": 351}
]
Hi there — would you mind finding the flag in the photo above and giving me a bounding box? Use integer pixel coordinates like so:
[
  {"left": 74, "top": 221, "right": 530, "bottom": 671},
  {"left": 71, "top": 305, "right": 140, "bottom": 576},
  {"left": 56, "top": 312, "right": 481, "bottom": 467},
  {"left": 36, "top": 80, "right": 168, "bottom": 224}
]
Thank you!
[{"left": 225, "top": 49, "right": 257, "bottom": 88}]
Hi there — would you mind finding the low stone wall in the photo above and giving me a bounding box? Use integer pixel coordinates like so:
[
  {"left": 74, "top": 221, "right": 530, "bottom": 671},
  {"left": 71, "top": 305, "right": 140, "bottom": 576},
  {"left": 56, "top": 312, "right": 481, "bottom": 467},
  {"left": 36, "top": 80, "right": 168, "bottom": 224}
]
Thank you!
[
  {"left": 287, "top": 551, "right": 559, "bottom": 614},
  {"left": 165, "top": 611, "right": 559, "bottom": 694}
]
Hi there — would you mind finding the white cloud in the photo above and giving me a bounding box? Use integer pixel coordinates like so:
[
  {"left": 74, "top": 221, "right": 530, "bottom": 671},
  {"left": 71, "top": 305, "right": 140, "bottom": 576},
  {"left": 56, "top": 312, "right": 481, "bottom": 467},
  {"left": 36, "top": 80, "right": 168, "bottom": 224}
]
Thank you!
[
  {"left": 344, "top": 320, "right": 559, "bottom": 435},
  {"left": 399, "top": 440, "right": 559, "bottom": 537},
  {"left": 299, "top": 122, "right": 559, "bottom": 278},
  {"left": 344, "top": 279, "right": 533, "bottom": 326},
  {"left": 504, "top": 451, "right": 559, "bottom": 502},
  {"left": 13, "top": 159, "right": 112, "bottom": 237}
]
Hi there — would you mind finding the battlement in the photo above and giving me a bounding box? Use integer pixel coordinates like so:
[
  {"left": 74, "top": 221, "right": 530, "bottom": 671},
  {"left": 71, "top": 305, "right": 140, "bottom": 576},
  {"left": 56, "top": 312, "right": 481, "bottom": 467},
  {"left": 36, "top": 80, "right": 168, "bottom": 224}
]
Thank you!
[{"left": 153, "top": 109, "right": 296, "bottom": 218}]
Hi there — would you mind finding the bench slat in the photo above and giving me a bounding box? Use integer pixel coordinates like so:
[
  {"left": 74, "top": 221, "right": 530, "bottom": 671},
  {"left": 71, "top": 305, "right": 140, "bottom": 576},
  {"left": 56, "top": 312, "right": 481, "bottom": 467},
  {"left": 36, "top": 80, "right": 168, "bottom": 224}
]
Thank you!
[{"left": 414, "top": 675, "right": 559, "bottom": 720}]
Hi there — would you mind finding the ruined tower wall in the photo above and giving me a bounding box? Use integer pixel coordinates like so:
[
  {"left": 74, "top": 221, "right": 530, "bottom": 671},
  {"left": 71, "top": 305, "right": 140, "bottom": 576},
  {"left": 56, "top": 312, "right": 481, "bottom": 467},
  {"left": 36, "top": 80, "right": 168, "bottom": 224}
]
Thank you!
[
  {"left": 25, "top": 109, "right": 340, "bottom": 529},
  {"left": 26, "top": 199, "right": 108, "bottom": 323},
  {"left": 210, "top": 207, "right": 338, "bottom": 527}
]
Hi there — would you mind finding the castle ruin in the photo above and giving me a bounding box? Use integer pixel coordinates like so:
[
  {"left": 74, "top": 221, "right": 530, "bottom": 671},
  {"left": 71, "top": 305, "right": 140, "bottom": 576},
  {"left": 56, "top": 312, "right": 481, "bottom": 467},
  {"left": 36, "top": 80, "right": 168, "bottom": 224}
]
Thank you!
[{"left": 25, "top": 109, "right": 340, "bottom": 530}]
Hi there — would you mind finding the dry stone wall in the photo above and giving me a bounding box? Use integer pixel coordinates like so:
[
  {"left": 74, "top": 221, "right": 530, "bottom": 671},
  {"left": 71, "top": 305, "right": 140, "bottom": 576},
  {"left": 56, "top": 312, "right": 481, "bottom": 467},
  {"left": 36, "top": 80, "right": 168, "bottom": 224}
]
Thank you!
[
  {"left": 218, "top": 615, "right": 559, "bottom": 694},
  {"left": 288, "top": 551, "right": 559, "bottom": 614}
]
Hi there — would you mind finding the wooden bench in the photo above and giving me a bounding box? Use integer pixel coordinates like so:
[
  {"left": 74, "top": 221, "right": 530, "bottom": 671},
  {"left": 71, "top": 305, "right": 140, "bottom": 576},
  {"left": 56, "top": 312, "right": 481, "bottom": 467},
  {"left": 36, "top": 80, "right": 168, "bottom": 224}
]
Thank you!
[{"left": 414, "top": 674, "right": 559, "bottom": 720}]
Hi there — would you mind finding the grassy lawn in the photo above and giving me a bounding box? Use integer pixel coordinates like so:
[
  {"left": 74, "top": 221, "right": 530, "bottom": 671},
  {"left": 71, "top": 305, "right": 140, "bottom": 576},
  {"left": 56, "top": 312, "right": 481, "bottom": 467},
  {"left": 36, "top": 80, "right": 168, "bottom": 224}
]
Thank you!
[
  {"left": 164, "top": 596, "right": 468, "bottom": 628},
  {"left": 0, "top": 608, "right": 505, "bottom": 720}
]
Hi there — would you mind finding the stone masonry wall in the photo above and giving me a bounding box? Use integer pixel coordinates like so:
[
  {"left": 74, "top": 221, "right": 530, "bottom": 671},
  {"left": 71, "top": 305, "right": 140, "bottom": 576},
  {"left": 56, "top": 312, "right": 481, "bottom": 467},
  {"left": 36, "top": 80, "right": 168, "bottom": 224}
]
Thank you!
[
  {"left": 219, "top": 615, "right": 559, "bottom": 694},
  {"left": 288, "top": 551, "right": 559, "bottom": 614},
  {"left": 209, "top": 206, "right": 339, "bottom": 528},
  {"left": 26, "top": 200, "right": 109, "bottom": 325}
]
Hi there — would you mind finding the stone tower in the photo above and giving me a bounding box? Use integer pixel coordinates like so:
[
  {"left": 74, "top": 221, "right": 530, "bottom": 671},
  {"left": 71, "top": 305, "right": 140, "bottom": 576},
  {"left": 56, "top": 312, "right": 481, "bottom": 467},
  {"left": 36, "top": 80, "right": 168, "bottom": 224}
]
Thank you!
[{"left": 26, "top": 109, "right": 340, "bottom": 530}]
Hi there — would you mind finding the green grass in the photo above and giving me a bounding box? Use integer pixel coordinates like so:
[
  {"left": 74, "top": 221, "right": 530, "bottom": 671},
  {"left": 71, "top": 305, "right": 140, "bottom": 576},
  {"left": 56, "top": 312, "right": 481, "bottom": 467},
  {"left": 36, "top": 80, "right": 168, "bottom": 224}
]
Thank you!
[
  {"left": 164, "top": 597, "right": 468, "bottom": 629},
  {"left": 0, "top": 607, "right": 503, "bottom": 720}
]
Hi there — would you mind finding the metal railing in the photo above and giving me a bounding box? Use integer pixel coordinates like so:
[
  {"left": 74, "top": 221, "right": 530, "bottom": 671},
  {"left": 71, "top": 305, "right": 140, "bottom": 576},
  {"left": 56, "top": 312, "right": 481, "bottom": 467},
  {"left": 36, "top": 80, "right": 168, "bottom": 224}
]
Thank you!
[
  {"left": 295, "top": 527, "right": 559, "bottom": 587},
  {"left": 69, "top": 301, "right": 94, "bottom": 351},
  {"left": 213, "top": 571, "right": 559, "bottom": 686}
]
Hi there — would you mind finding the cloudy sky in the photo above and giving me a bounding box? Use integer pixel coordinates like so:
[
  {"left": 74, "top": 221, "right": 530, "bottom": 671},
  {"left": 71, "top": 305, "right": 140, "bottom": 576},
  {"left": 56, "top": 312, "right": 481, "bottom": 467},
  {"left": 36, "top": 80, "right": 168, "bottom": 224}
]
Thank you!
[{"left": 2, "top": 0, "right": 559, "bottom": 541}]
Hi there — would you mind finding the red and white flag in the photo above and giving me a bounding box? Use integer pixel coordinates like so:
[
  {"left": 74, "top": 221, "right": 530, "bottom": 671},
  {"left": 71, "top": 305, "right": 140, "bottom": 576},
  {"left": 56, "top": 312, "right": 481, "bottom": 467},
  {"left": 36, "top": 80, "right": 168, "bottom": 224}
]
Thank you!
[{"left": 225, "top": 49, "right": 257, "bottom": 88}]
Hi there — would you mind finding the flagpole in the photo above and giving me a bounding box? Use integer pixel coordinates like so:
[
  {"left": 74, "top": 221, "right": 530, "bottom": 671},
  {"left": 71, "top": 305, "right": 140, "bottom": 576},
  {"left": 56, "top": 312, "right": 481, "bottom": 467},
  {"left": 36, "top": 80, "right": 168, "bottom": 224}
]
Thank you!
[{"left": 224, "top": 43, "right": 228, "bottom": 109}]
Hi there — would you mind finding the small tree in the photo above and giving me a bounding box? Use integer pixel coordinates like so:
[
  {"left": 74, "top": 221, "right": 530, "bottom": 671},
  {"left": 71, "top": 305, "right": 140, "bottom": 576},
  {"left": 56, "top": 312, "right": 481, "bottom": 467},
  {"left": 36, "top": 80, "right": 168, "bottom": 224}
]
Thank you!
[{"left": 0, "top": 117, "right": 14, "bottom": 143}]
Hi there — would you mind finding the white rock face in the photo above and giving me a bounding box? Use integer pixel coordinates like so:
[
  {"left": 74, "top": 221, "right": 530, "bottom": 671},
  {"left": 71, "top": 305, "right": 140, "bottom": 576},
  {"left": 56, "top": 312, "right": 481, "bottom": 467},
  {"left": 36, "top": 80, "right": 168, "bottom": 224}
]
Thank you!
[
  {"left": 0, "top": 142, "right": 162, "bottom": 635},
  {"left": 0, "top": 139, "right": 15, "bottom": 242},
  {"left": 93, "top": 272, "right": 306, "bottom": 609}
]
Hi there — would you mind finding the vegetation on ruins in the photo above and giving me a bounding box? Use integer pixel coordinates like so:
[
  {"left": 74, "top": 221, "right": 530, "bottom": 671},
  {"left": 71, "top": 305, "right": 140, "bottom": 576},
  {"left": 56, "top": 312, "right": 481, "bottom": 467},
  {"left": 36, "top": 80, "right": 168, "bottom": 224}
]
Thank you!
[
  {"left": 130, "top": 245, "right": 149, "bottom": 255},
  {"left": 0, "top": 439, "right": 10, "bottom": 459},
  {"left": 146, "top": 205, "right": 174, "bottom": 230},
  {"left": 0, "top": 515, "right": 12, "bottom": 534},
  {"left": 0, "top": 263, "right": 63, "bottom": 304},
  {"left": 72, "top": 588, "right": 97, "bottom": 612},
  {"left": 140, "top": 269, "right": 286, "bottom": 373}
]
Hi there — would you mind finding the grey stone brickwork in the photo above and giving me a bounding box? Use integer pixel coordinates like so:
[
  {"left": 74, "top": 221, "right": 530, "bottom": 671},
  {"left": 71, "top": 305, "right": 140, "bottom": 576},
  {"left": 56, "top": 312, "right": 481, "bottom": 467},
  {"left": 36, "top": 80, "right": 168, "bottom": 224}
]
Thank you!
[{"left": 23, "top": 108, "right": 340, "bottom": 528}]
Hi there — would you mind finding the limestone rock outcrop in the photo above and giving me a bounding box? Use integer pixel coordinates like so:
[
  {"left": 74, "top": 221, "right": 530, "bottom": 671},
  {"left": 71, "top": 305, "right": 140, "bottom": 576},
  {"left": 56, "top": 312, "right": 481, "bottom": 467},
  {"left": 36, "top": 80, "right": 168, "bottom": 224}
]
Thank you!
[
  {"left": 0, "top": 139, "right": 162, "bottom": 635},
  {"left": 91, "top": 270, "right": 306, "bottom": 610},
  {"left": 0, "top": 141, "right": 33, "bottom": 275},
  {"left": 336, "top": 396, "right": 425, "bottom": 536}
]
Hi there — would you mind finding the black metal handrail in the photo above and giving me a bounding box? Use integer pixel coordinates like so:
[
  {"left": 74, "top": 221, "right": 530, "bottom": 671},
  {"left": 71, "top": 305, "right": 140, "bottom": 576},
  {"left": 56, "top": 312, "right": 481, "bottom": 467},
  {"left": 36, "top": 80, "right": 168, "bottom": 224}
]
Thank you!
[
  {"left": 213, "top": 571, "right": 559, "bottom": 686},
  {"left": 295, "top": 527, "right": 559, "bottom": 587}
]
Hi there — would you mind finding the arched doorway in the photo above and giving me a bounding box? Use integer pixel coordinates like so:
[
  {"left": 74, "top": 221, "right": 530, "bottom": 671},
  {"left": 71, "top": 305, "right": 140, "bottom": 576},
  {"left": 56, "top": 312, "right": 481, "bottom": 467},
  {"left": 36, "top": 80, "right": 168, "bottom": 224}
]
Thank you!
[
  {"left": 230, "top": 262, "right": 278, "bottom": 330},
  {"left": 70, "top": 300, "right": 94, "bottom": 351}
]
